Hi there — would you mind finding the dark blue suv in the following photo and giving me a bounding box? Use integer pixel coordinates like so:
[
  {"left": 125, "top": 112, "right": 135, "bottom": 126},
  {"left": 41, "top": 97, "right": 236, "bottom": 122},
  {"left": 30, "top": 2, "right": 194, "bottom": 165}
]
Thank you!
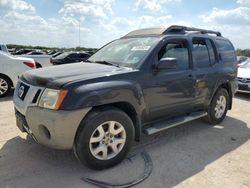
[{"left": 14, "top": 25, "right": 238, "bottom": 169}]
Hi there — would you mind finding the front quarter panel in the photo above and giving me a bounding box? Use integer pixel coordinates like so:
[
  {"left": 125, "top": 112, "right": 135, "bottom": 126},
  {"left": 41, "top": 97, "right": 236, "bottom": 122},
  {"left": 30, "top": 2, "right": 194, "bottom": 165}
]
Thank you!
[{"left": 60, "top": 80, "right": 146, "bottom": 115}]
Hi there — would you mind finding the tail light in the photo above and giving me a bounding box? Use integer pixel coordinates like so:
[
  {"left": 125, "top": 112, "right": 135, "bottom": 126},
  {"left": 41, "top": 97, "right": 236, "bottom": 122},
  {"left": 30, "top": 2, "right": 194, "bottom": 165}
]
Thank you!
[{"left": 23, "top": 61, "right": 36, "bottom": 69}]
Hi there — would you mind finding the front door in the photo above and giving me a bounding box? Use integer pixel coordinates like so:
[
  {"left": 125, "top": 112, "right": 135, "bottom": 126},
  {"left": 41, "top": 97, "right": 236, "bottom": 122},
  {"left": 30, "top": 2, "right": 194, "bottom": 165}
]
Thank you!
[{"left": 143, "top": 39, "right": 196, "bottom": 122}]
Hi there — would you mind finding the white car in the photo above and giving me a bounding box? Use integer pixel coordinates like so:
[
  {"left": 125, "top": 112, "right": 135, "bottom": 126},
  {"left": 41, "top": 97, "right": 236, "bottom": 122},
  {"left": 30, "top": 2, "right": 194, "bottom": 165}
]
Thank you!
[
  {"left": 18, "top": 54, "right": 52, "bottom": 68},
  {"left": 237, "top": 59, "right": 250, "bottom": 93},
  {"left": 0, "top": 44, "right": 52, "bottom": 68},
  {"left": 0, "top": 51, "right": 36, "bottom": 97}
]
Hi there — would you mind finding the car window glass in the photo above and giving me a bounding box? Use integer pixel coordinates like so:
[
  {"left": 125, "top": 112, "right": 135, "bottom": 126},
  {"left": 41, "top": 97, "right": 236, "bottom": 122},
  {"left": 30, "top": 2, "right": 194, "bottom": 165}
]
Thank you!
[
  {"left": 80, "top": 53, "right": 89, "bottom": 58},
  {"left": 158, "top": 41, "right": 189, "bottom": 70},
  {"left": 217, "top": 40, "right": 236, "bottom": 63},
  {"left": 68, "top": 53, "right": 79, "bottom": 58},
  {"left": 206, "top": 39, "right": 216, "bottom": 65},
  {"left": 88, "top": 37, "right": 160, "bottom": 68},
  {"left": 192, "top": 39, "right": 210, "bottom": 68}
]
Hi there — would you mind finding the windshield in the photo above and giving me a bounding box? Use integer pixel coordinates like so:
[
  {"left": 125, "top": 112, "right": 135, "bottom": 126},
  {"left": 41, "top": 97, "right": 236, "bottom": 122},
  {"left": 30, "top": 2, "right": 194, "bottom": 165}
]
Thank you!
[
  {"left": 240, "top": 59, "right": 250, "bottom": 68},
  {"left": 88, "top": 37, "right": 160, "bottom": 68},
  {"left": 55, "top": 52, "right": 70, "bottom": 59}
]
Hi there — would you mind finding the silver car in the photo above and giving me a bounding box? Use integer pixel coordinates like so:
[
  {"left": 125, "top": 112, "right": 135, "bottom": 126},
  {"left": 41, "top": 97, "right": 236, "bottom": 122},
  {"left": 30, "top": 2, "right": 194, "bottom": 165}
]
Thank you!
[{"left": 237, "top": 59, "right": 250, "bottom": 93}]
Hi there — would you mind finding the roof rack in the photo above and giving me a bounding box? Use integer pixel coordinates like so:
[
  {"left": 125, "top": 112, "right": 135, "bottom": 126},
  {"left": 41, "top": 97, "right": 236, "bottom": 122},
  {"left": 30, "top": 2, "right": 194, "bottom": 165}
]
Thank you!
[
  {"left": 164, "top": 25, "right": 222, "bottom": 37},
  {"left": 123, "top": 25, "right": 222, "bottom": 37}
]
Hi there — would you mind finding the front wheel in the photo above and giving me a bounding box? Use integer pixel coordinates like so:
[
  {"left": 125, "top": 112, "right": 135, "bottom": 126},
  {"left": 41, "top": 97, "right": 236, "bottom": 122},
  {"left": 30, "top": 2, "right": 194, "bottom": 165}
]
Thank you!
[
  {"left": 205, "top": 88, "right": 229, "bottom": 125},
  {"left": 73, "top": 107, "right": 134, "bottom": 170}
]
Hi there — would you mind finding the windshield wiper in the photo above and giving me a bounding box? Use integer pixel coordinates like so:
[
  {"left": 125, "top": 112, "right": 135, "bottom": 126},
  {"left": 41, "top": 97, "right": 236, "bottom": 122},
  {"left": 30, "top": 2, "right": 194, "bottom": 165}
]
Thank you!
[{"left": 92, "top": 60, "right": 120, "bottom": 67}]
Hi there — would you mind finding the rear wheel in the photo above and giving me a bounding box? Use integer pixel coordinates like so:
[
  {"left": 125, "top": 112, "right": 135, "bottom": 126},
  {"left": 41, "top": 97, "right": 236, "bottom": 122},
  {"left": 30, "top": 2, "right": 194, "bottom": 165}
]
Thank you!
[
  {"left": 205, "top": 88, "right": 229, "bottom": 125},
  {"left": 0, "top": 75, "right": 11, "bottom": 97},
  {"left": 74, "top": 107, "right": 134, "bottom": 170}
]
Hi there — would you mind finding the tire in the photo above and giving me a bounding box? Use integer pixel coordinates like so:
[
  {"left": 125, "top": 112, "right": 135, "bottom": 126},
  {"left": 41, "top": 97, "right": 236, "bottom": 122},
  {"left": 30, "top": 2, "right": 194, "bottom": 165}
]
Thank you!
[
  {"left": 73, "top": 107, "right": 135, "bottom": 170},
  {"left": 0, "top": 75, "right": 12, "bottom": 98},
  {"left": 205, "top": 88, "right": 230, "bottom": 125}
]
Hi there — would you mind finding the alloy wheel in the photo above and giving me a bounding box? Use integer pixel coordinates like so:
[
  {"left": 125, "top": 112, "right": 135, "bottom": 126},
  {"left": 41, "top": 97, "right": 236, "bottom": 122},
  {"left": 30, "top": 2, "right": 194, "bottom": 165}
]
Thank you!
[
  {"left": 89, "top": 121, "right": 126, "bottom": 160},
  {"left": 0, "top": 78, "right": 8, "bottom": 95},
  {"left": 214, "top": 95, "right": 227, "bottom": 119}
]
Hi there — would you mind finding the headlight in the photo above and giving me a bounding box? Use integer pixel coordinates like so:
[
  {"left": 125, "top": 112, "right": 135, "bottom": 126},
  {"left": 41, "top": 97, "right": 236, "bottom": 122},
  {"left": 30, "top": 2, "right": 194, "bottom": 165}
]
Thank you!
[{"left": 39, "top": 89, "right": 68, "bottom": 110}]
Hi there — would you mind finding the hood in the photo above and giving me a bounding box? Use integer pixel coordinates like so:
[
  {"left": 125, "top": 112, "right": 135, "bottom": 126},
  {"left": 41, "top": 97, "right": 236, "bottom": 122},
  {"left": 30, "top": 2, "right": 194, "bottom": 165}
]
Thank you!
[
  {"left": 238, "top": 67, "right": 250, "bottom": 78},
  {"left": 21, "top": 62, "right": 135, "bottom": 88}
]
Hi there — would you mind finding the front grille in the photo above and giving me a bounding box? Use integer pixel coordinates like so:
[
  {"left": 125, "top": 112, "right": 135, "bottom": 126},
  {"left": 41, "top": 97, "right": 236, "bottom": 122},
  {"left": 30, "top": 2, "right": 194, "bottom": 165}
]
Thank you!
[
  {"left": 238, "top": 84, "right": 250, "bottom": 91},
  {"left": 32, "top": 89, "right": 41, "bottom": 103},
  {"left": 237, "top": 77, "right": 250, "bottom": 83}
]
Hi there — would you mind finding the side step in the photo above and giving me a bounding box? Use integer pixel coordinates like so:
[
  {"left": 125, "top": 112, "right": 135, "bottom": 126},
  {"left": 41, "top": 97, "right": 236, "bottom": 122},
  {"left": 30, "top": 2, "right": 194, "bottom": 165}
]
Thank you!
[{"left": 143, "top": 111, "right": 207, "bottom": 135}]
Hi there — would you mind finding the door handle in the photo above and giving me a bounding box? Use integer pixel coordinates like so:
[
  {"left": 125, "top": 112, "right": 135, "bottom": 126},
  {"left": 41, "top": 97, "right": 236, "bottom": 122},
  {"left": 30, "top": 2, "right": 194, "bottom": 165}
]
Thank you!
[{"left": 187, "top": 74, "right": 193, "bottom": 78}]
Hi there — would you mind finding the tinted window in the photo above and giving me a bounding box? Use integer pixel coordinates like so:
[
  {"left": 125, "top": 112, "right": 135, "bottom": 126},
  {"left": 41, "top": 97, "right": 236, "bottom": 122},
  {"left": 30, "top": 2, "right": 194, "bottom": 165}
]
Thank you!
[
  {"left": 192, "top": 38, "right": 210, "bottom": 68},
  {"left": 68, "top": 53, "right": 80, "bottom": 58},
  {"left": 80, "top": 53, "right": 90, "bottom": 58},
  {"left": 56, "top": 52, "right": 69, "bottom": 59},
  {"left": 158, "top": 41, "right": 189, "bottom": 70},
  {"left": 206, "top": 39, "right": 216, "bottom": 65},
  {"left": 217, "top": 40, "right": 236, "bottom": 63}
]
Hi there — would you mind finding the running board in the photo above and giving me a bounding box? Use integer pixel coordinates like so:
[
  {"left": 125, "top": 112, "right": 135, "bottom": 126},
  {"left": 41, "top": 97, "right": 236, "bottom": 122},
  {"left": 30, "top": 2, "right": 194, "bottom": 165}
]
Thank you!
[{"left": 143, "top": 111, "right": 207, "bottom": 135}]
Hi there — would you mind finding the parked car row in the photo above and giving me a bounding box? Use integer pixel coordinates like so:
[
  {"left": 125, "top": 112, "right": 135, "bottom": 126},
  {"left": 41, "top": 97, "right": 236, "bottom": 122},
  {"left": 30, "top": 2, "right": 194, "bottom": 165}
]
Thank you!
[
  {"left": 0, "top": 44, "right": 94, "bottom": 97},
  {"left": 52, "top": 52, "right": 91, "bottom": 65}
]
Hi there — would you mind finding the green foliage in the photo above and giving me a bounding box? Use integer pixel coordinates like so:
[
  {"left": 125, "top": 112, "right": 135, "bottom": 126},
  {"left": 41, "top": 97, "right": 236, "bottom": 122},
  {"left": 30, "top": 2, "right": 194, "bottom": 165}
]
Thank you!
[
  {"left": 6, "top": 44, "right": 98, "bottom": 53},
  {"left": 236, "top": 49, "right": 250, "bottom": 57}
]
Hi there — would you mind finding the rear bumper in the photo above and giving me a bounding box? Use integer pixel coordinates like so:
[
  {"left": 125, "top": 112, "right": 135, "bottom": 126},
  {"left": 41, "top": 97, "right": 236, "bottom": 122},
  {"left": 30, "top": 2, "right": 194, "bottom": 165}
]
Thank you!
[{"left": 15, "top": 106, "right": 91, "bottom": 149}]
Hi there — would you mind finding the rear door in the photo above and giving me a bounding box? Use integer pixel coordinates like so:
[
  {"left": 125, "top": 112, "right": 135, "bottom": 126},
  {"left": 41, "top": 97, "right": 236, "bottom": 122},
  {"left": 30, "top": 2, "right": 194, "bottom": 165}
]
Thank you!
[{"left": 192, "top": 37, "right": 219, "bottom": 108}]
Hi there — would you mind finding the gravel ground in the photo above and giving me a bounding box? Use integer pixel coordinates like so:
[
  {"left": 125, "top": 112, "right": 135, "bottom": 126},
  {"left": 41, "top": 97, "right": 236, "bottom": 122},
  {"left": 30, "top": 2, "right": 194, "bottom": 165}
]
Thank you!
[{"left": 0, "top": 92, "right": 250, "bottom": 188}]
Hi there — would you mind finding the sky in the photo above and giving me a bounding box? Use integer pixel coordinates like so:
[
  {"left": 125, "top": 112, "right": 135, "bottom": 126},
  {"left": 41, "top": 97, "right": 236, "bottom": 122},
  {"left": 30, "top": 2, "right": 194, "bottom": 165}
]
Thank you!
[{"left": 0, "top": 0, "right": 250, "bottom": 49}]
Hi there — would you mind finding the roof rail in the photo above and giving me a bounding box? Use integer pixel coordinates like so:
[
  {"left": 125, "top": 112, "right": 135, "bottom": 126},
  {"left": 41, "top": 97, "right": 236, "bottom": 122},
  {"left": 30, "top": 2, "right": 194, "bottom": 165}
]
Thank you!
[
  {"left": 164, "top": 25, "right": 222, "bottom": 37},
  {"left": 122, "top": 25, "right": 222, "bottom": 38}
]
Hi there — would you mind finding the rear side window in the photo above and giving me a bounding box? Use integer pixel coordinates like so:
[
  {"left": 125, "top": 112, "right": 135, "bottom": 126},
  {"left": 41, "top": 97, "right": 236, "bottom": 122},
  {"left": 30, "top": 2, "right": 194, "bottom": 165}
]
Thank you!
[
  {"left": 206, "top": 39, "right": 216, "bottom": 65},
  {"left": 216, "top": 40, "right": 236, "bottom": 63},
  {"left": 158, "top": 40, "right": 189, "bottom": 70},
  {"left": 192, "top": 38, "right": 210, "bottom": 68}
]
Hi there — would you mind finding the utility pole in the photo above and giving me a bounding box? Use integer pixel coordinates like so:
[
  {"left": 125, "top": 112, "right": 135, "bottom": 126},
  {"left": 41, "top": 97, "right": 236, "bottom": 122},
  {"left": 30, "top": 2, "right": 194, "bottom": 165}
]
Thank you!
[{"left": 78, "top": 20, "right": 81, "bottom": 48}]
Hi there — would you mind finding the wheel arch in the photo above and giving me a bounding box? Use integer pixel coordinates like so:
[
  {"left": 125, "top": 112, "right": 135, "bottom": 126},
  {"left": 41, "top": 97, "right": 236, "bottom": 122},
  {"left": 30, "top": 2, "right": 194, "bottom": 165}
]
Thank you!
[
  {"left": 74, "top": 102, "right": 141, "bottom": 144},
  {"left": 211, "top": 81, "right": 233, "bottom": 110},
  {"left": 0, "top": 73, "right": 14, "bottom": 87},
  {"left": 35, "top": 62, "right": 42, "bottom": 68}
]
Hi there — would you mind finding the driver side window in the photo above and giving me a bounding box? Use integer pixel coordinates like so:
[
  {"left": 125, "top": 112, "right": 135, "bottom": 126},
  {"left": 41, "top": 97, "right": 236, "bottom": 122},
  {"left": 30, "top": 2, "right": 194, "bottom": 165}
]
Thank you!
[{"left": 158, "top": 41, "right": 190, "bottom": 70}]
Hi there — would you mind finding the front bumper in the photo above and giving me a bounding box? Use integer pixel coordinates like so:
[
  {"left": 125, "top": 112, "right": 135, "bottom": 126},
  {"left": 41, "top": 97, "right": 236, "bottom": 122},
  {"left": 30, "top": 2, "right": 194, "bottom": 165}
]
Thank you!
[
  {"left": 237, "top": 82, "right": 250, "bottom": 93},
  {"left": 15, "top": 106, "right": 91, "bottom": 149}
]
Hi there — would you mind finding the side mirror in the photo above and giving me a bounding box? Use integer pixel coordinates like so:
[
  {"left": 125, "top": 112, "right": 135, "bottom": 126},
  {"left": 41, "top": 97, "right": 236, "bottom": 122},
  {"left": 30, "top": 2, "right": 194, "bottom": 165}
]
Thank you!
[{"left": 157, "top": 57, "right": 177, "bottom": 69}]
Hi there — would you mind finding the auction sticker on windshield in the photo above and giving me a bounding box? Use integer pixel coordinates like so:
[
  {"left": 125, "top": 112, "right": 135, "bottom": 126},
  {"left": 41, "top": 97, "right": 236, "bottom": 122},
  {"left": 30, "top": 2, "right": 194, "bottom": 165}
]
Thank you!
[{"left": 131, "top": 46, "right": 151, "bottom": 51}]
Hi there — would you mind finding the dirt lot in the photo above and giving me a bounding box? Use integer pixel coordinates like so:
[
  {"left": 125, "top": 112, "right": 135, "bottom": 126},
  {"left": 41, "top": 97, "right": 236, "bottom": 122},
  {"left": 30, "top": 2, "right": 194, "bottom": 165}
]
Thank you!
[{"left": 0, "top": 92, "right": 250, "bottom": 188}]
